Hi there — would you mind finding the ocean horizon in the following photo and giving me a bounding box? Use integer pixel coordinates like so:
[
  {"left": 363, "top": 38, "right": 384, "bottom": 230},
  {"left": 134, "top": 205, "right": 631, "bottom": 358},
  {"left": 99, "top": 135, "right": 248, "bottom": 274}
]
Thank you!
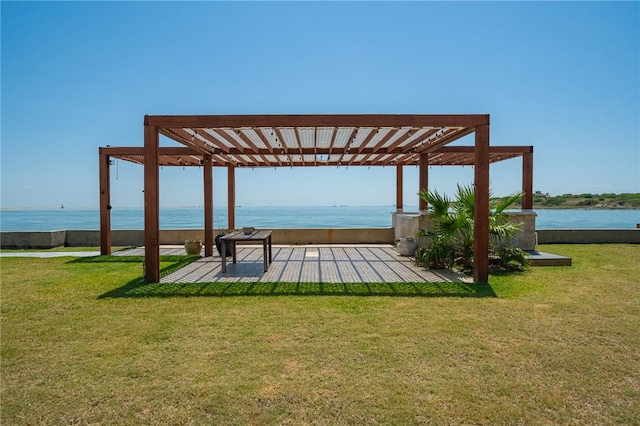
[{"left": 1, "top": 206, "right": 639, "bottom": 232}]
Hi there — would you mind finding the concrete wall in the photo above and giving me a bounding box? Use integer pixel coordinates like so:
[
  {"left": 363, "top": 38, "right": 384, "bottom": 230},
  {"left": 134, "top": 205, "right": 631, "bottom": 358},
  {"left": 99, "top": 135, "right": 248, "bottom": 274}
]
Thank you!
[
  {"left": 1, "top": 228, "right": 395, "bottom": 248},
  {"left": 64, "top": 230, "right": 146, "bottom": 247},
  {"left": 0, "top": 230, "right": 67, "bottom": 249},
  {"left": 395, "top": 211, "right": 538, "bottom": 251},
  {"left": 537, "top": 229, "right": 640, "bottom": 244},
  {"left": 3, "top": 227, "right": 638, "bottom": 249},
  {"left": 393, "top": 212, "right": 420, "bottom": 242},
  {"left": 505, "top": 211, "right": 537, "bottom": 251},
  {"left": 271, "top": 228, "right": 394, "bottom": 245}
]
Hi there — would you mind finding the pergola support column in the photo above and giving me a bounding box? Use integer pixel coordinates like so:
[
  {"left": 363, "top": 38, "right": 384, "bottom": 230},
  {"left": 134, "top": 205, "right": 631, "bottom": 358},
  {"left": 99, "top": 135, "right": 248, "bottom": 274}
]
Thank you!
[
  {"left": 419, "top": 153, "right": 429, "bottom": 210},
  {"left": 144, "top": 119, "right": 160, "bottom": 283},
  {"left": 473, "top": 124, "right": 490, "bottom": 283},
  {"left": 522, "top": 148, "right": 534, "bottom": 210},
  {"left": 203, "top": 154, "right": 214, "bottom": 257},
  {"left": 396, "top": 165, "right": 403, "bottom": 211},
  {"left": 99, "top": 150, "right": 111, "bottom": 255},
  {"left": 228, "top": 166, "right": 235, "bottom": 229}
]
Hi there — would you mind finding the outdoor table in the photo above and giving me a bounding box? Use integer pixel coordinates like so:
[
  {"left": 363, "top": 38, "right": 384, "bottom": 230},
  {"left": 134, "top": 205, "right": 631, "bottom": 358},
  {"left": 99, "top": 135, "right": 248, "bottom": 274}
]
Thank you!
[{"left": 220, "top": 230, "right": 273, "bottom": 273}]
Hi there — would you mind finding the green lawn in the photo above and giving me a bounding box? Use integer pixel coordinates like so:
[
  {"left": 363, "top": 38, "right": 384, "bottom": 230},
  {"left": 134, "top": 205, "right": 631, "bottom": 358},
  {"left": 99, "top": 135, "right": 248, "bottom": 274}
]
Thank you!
[{"left": 1, "top": 245, "right": 639, "bottom": 425}]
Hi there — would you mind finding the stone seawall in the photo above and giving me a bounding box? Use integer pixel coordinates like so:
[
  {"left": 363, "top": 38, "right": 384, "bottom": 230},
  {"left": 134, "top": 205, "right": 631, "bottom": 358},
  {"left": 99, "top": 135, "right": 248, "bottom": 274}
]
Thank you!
[
  {"left": 536, "top": 229, "right": 640, "bottom": 244},
  {"left": 1, "top": 228, "right": 396, "bottom": 249},
  {"left": 2, "top": 228, "right": 638, "bottom": 249}
]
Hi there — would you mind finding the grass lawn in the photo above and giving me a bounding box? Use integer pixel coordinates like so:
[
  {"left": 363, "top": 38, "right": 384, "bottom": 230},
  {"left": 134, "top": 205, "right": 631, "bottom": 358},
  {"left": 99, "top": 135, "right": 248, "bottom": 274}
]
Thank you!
[{"left": 1, "top": 244, "right": 639, "bottom": 425}]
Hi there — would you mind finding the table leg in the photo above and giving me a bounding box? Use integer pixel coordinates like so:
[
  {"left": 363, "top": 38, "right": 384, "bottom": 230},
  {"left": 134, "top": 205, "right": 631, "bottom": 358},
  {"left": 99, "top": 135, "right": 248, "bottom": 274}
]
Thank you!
[
  {"left": 263, "top": 239, "right": 268, "bottom": 272},
  {"left": 221, "top": 240, "right": 227, "bottom": 273},
  {"left": 268, "top": 235, "right": 272, "bottom": 264},
  {"left": 232, "top": 242, "right": 237, "bottom": 264}
]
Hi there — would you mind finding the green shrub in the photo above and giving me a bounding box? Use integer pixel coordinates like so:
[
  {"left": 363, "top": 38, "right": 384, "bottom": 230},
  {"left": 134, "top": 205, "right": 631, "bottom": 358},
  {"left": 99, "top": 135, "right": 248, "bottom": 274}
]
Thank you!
[
  {"left": 416, "top": 184, "right": 525, "bottom": 273},
  {"left": 543, "top": 196, "right": 566, "bottom": 206},
  {"left": 414, "top": 238, "right": 456, "bottom": 270},
  {"left": 490, "top": 246, "right": 531, "bottom": 271}
]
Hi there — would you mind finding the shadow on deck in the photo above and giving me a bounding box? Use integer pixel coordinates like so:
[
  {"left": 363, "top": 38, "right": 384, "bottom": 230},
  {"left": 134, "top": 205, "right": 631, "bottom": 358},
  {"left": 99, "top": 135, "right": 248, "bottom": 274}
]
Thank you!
[{"left": 96, "top": 245, "right": 499, "bottom": 299}]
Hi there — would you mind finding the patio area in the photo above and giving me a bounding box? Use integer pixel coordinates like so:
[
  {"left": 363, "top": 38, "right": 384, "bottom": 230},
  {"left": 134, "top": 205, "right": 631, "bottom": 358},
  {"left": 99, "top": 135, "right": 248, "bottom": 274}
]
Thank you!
[
  {"left": 115, "top": 245, "right": 472, "bottom": 284},
  {"left": 99, "top": 114, "right": 538, "bottom": 283}
]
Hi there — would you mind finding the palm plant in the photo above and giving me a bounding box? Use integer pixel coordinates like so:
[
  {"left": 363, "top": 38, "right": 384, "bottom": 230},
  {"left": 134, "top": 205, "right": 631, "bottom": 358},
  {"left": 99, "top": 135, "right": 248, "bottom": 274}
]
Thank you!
[{"left": 415, "top": 184, "right": 530, "bottom": 271}]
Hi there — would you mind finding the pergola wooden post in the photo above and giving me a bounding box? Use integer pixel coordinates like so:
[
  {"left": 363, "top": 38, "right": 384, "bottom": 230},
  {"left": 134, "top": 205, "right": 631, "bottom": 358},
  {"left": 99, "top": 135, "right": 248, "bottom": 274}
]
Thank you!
[
  {"left": 144, "top": 119, "right": 160, "bottom": 283},
  {"left": 396, "top": 165, "right": 403, "bottom": 211},
  {"left": 203, "top": 154, "right": 214, "bottom": 257},
  {"left": 228, "top": 165, "right": 236, "bottom": 229},
  {"left": 473, "top": 124, "right": 490, "bottom": 283},
  {"left": 522, "top": 148, "right": 534, "bottom": 210},
  {"left": 419, "top": 153, "right": 429, "bottom": 210},
  {"left": 99, "top": 150, "right": 111, "bottom": 255}
]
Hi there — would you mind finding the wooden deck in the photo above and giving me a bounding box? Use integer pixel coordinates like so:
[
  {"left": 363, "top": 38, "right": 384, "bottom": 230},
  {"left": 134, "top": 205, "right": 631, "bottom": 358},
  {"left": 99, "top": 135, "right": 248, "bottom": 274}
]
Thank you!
[
  {"left": 113, "top": 244, "right": 573, "bottom": 283},
  {"left": 117, "top": 245, "right": 472, "bottom": 284}
]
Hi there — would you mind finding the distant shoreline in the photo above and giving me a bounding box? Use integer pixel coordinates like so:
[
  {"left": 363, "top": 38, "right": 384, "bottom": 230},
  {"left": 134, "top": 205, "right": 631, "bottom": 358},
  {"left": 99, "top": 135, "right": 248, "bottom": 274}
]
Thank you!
[
  {"left": 2, "top": 193, "right": 640, "bottom": 211},
  {"left": 511, "top": 193, "right": 640, "bottom": 210},
  {"left": 2, "top": 205, "right": 640, "bottom": 211},
  {"left": 529, "top": 205, "right": 639, "bottom": 210}
]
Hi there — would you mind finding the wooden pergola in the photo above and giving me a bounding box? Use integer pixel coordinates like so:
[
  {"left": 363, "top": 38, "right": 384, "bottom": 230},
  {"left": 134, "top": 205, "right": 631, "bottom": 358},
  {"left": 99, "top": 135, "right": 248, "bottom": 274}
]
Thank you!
[{"left": 99, "top": 114, "right": 534, "bottom": 283}]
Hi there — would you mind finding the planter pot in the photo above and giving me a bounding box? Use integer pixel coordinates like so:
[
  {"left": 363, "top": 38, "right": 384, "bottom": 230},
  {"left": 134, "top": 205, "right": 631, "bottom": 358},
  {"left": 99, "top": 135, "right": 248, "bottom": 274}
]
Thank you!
[
  {"left": 397, "top": 238, "right": 417, "bottom": 256},
  {"left": 184, "top": 240, "right": 202, "bottom": 255},
  {"left": 215, "top": 234, "right": 233, "bottom": 257}
]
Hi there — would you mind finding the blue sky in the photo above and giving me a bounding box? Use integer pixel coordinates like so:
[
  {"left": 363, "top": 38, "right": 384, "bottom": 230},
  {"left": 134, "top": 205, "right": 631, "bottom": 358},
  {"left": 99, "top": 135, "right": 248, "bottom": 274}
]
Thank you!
[{"left": 1, "top": 1, "right": 638, "bottom": 208}]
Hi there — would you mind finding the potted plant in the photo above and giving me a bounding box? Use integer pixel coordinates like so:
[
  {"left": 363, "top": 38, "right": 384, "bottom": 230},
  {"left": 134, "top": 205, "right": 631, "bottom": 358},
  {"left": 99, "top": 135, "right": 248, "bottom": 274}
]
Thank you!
[
  {"left": 184, "top": 238, "right": 202, "bottom": 255},
  {"left": 397, "top": 237, "right": 418, "bottom": 256}
]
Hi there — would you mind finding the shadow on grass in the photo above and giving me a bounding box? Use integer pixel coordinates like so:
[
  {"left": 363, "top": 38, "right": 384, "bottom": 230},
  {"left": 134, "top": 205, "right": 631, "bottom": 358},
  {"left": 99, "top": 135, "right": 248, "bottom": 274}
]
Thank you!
[
  {"left": 99, "top": 278, "right": 497, "bottom": 299},
  {"left": 68, "top": 255, "right": 198, "bottom": 264},
  {"left": 69, "top": 254, "right": 202, "bottom": 278}
]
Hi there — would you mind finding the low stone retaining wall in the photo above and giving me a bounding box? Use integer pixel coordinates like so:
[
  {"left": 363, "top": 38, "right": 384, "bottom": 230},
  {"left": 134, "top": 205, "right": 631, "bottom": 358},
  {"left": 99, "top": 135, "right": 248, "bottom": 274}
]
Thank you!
[
  {"left": 536, "top": 229, "right": 640, "bottom": 244},
  {"left": 2, "top": 228, "right": 638, "bottom": 249},
  {"left": 0, "top": 230, "right": 67, "bottom": 249},
  {"left": 1, "top": 228, "right": 395, "bottom": 248}
]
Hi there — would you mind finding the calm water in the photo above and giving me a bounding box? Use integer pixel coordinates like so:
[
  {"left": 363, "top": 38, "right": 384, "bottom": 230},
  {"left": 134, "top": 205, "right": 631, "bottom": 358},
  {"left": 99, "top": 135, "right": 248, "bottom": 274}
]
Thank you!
[{"left": 1, "top": 207, "right": 639, "bottom": 231}]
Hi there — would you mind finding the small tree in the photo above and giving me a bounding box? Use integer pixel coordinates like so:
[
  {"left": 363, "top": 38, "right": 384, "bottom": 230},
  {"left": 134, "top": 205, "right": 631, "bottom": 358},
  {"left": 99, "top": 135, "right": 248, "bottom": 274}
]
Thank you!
[{"left": 415, "top": 184, "right": 531, "bottom": 272}]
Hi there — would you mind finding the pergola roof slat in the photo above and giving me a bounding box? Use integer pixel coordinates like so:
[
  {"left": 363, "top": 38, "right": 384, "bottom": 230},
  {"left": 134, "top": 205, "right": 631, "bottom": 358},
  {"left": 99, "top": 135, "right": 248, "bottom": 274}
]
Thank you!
[
  {"left": 272, "top": 128, "right": 294, "bottom": 165},
  {"left": 200, "top": 129, "right": 234, "bottom": 153}
]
